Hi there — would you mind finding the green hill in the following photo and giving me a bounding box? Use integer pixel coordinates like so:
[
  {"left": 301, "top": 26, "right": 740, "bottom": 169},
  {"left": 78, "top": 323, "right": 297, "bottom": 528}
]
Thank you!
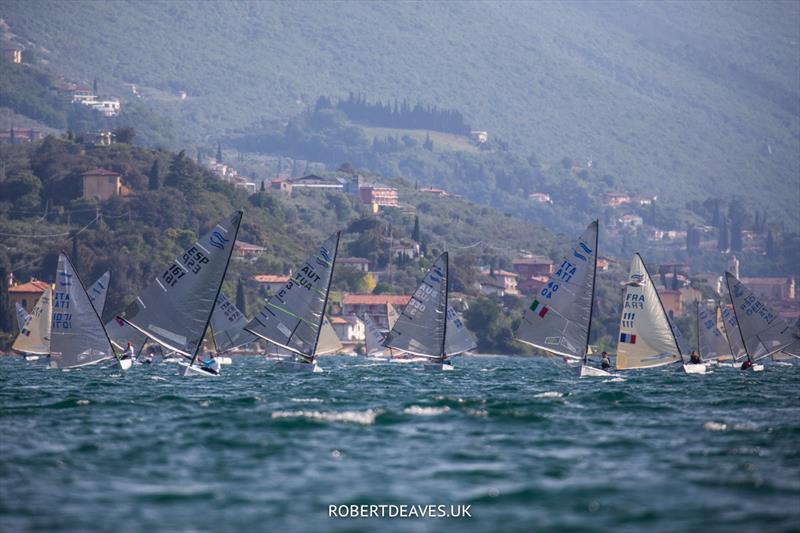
[{"left": 3, "top": 1, "right": 798, "bottom": 225}]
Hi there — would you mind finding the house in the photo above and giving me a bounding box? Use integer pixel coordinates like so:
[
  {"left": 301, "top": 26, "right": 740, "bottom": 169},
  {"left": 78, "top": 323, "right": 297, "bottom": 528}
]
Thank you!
[
  {"left": 82, "top": 131, "right": 115, "bottom": 147},
  {"left": 470, "top": 131, "right": 488, "bottom": 144},
  {"left": 0, "top": 128, "right": 42, "bottom": 144},
  {"left": 512, "top": 256, "right": 553, "bottom": 278},
  {"left": 658, "top": 288, "right": 682, "bottom": 318},
  {"left": 479, "top": 269, "right": 518, "bottom": 296},
  {"left": 250, "top": 274, "right": 291, "bottom": 294},
  {"left": 391, "top": 240, "right": 420, "bottom": 260},
  {"left": 330, "top": 315, "right": 365, "bottom": 343},
  {"left": 419, "top": 187, "right": 450, "bottom": 197},
  {"left": 8, "top": 278, "right": 50, "bottom": 314},
  {"left": 338, "top": 257, "right": 370, "bottom": 273},
  {"left": 596, "top": 257, "right": 610, "bottom": 271},
  {"left": 81, "top": 168, "right": 130, "bottom": 201},
  {"left": 518, "top": 275, "right": 550, "bottom": 295},
  {"left": 270, "top": 178, "right": 293, "bottom": 194},
  {"left": 341, "top": 294, "right": 411, "bottom": 329},
  {"left": 359, "top": 185, "right": 399, "bottom": 210},
  {"left": 529, "top": 192, "right": 552, "bottom": 204},
  {"left": 740, "top": 277, "right": 796, "bottom": 302},
  {"left": 634, "top": 195, "right": 657, "bottom": 206},
  {"left": 619, "top": 214, "right": 643, "bottom": 228},
  {"left": 290, "top": 174, "right": 345, "bottom": 191},
  {"left": 233, "top": 241, "right": 266, "bottom": 261},
  {"left": 604, "top": 192, "right": 632, "bottom": 208},
  {"left": 88, "top": 98, "right": 121, "bottom": 117},
  {"left": 2, "top": 48, "right": 22, "bottom": 64}
]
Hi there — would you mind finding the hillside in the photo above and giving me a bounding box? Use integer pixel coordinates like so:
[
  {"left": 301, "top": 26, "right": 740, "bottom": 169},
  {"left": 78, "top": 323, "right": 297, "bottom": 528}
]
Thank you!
[{"left": 2, "top": 1, "right": 798, "bottom": 226}]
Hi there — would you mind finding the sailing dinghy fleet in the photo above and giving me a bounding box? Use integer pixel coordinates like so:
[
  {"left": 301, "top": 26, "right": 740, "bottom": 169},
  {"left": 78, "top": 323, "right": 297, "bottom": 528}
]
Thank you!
[{"left": 7, "top": 211, "right": 799, "bottom": 377}]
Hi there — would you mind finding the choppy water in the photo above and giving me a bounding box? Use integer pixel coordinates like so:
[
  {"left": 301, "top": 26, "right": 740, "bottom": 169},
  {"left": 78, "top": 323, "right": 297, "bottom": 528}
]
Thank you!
[{"left": 1, "top": 355, "right": 798, "bottom": 532}]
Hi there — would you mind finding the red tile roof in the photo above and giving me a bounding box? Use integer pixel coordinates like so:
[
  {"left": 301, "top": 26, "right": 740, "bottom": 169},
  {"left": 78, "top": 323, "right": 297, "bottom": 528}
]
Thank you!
[
  {"left": 342, "top": 294, "right": 411, "bottom": 306},
  {"left": 250, "top": 274, "right": 290, "bottom": 283},
  {"left": 81, "top": 167, "right": 119, "bottom": 177},
  {"left": 9, "top": 279, "right": 50, "bottom": 293}
]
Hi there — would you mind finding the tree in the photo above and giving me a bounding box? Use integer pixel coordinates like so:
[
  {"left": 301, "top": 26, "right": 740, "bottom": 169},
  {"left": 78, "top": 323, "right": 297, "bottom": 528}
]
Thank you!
[
  {"left": 260, "top": 180, "right": 266, "bottom": 192},
  {"left": 412, "top": 215, "right": 420, "bottom": 242},
  {"left": 718, "top": 218, "right": 729, "bottom": 252},
  {"left": 730, "top": 218, "right": 743, "bottom": 252},
  {"left": 114, "top": 126, "right": 135, "bottom": 144},
  {"left": 93, "top": 78, "right": 98, "bottom": 94},
  {"left": 671, "top": 267, "right": 679, "bottom": 290},
  {"left": 356, "top": 272, "right": 377, "bottom": 293},
  {"left": 216, "top": 142, "right": 223, "bottom": 164},
  {"left": 236, "top": 278, "right": 247, "bottom": 313},
  {"left": 148, "top": 159, "right": 161, "bottom": 190},
  {"left": 766, "top": 229, "right": 776, "bottom": 259},
  {"left": 0, "top": 257, "right": 15, "bottom": 333}
]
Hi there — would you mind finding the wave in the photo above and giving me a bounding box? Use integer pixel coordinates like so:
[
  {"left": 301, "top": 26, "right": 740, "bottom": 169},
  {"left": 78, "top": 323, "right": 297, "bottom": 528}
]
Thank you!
[
  {"left": 403, "top": 405, "right": 451, "bottom": 416},
  {"left": 271, "top": 409, "right": 379, "bottom": 425}
]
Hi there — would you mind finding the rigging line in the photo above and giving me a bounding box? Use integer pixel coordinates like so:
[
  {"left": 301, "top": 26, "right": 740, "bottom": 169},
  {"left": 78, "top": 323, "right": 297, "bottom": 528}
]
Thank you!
[{"left": 0, "top": 214, "right": 98, "bottom": 238}]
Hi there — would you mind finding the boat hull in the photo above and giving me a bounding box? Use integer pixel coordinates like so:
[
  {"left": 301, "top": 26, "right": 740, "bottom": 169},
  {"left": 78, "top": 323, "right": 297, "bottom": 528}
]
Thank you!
[
  {"left": 217, "top": 356, "right": 232, "bottom": 365},
  {"left": 274, "top": 360, "right": 323, "bottom": 373},
  {"left": 23, "top": 355, "right": 40, "bottom": 361},
  {"left": 682, "top": 363, "right": 707, "bottom": 374},
  {"left": 119, "top": 358, "right": 133, "bottom": 371},
  {"left": 178, "top": 361, "right": 219, "bottom": 377},
  {"left": 579, "top": 365, "right": 612, "bottom": 377}
]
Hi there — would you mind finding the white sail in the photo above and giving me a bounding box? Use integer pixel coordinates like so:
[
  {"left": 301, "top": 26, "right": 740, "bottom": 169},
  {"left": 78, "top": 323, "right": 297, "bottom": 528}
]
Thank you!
[
  {"left": 50, "top": 254, "right": 117, "bottom": 369},
  {"left": 15, "top": 302, "right": 28, "bottom": 331},
  {"left": 245, "top": 232, "right": 340, "bottom": 362},
  {"left": 315, "top": 316, "right": 343, "bottom": 355},
  {"left": 384, "top": 252, "right": 448, "bottom": 360},
  {"left": 720, "top": 304, "right": 747, "bottom": 361},
  {"left": 444, "top": 304, "right": 477, "bottom": 356},
  {"left": 387, "top": 303, "right": 399, "bottom": 330},
  {"left": 363, "top": 313, "right": 387, "bottom": 356},
  {"left": 12, "top": 287, "right": 52, "bottom": 355},
  {"left": 616, "top": 254, "right": 682, "bottom": 370},
  {"left": 697, "top": 302, "right": 732, "bottom": 361},
  {"left": 725, "top": 272, "right": 799, "bottom": 361},
  {"left": 121, "top": 211, "right": 243, "bottom": 359},
  {"left": 87, "top": 271, "right": 110, "bottom": 318},
  {"left": 516, "top": 221, "right": 598, "bottom": 360},
  {"left": 210, "top": 292, "right": 256, "bottom": 353}
]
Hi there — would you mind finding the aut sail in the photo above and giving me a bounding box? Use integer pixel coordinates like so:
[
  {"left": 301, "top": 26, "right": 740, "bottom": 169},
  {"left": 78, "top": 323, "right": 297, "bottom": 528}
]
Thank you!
[
  {"left": 720, "top": 305, "right": 747, "bottom": 361},
  {"left": 516, "top": 221, "right": 598, "bottom": 360},
  {"left": 245, "top": 232, "right": 340, "bottom": 362},
  {"left": 50, "top": 254, "right": 116, "bottom": 369},
  {"left": 445, "top": 304, "right": 477, "bottom": 356},
  {"left": 15, "top": 302, "right": 28, "bottom": 331},
  {"left": 384, "top": 252, "right": 448, "bottom": 359},
  {"left": 12, "top": 287, "right": 52, "bottom": 355},
  {"left": 121, "top": 211, "right": 242, "bottom": 358},
  {"left": 725, "top": 272, "right": 799, "bottom": 361},
  {"left": 210, "top": 292, "right": 256, "bottom": 354},
  {"left": 315, "top": 316, "right": 343, "bottom": 355},
  {"left": 697, "top": 302, "right": 732, "bottom": 361},
  {"left": 87, "top": 271, "right": 110, "bottom": 318},
  {"left": 616, "top": 254, "right": 681, "bottom": 370}
]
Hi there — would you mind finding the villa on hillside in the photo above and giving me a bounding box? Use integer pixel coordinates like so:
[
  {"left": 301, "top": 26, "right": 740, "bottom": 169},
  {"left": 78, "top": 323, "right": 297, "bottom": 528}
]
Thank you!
[
  {"left": 250, "top": 274, "right": 291, "bottom": 294},
  {"left": 7, "top": 278, "right": 50, "bottom": 314},
  {"left": 82, "top": 168, "right": 131, "bottom": 201},
  {"left": 341, "top": 294, "right": 410, "bottom": 330}
]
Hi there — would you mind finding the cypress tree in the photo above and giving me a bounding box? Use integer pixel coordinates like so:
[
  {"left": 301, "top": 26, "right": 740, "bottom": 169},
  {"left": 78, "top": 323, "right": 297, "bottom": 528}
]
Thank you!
[
  {"left": 148, "top": 159, "right": 161, "bottom": 190},
  {"left": 412, "top": 216, "right": 420, "bottom": 243},
  {"left": 730, "top": 218, "right": 743, "bottom": 252},
  {"left": 0, "top": 258, "right": 14, "bottom": 333},
  {"left": 766, "top": 229, "right": 775, "bottom": 259},
  {"left": 216, "top": 142, "right": 223, "bottom": 164},
  {"left": 718, "top": 219, "right": 729, "bottom": 252}
]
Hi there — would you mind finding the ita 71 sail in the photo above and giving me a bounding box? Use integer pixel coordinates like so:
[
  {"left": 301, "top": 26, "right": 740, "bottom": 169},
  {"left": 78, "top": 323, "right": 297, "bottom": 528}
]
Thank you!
[
  {"left": 12, "top": 286, "right": 52, "bottom": 356},
  {"left": 516, "top": 221, "right": 598, "bottom": 361},
  {"left": 50, "top": 253, "right": 117, "bottom": 369},
  {"left": 697, "top": 302, "right": 732, "bottom": 361},
  {"left": 384, "top": 252, "right": 448, "bottom": 360},
  {"left": 210, "top": 291, "right": 256, "bottom": 354},
  {"left": 121, "top": 211, "right": 242, "bottom": 359},
  {"left": 725, "top": 272, "right": 799, "bottom": 361},
  {"left": 616, "top": 254, "right": 682, "bottom": 370},
  {"left": 245, "top": 232, "right": 340, "bottom": 362}
]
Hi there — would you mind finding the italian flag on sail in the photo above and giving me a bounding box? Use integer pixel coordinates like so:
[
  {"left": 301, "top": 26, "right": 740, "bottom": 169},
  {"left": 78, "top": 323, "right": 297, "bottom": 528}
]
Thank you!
[{"left": 530, "top": 300, "right": 549, "bottom": 318}]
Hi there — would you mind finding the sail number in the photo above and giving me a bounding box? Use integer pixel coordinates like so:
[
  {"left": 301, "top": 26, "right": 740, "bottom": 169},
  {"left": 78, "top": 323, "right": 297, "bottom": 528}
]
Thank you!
[
  {"left": 740, "top": 295, "right": 776, "bottom": 324},
  {"left": 540, "top": 280, "right": 559, "bottom": 299},
  {"left": 162, "top": 246, "right": 210, "bottom": 287}
]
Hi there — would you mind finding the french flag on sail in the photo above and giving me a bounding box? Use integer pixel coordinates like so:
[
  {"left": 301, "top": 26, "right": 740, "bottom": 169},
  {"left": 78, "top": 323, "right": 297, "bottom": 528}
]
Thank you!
[
  {"left": 619, "top": 332, "right": 637, "bottom": 344},
  {"left": 530, "top": 300, "right": 549, "bottom": 318}
]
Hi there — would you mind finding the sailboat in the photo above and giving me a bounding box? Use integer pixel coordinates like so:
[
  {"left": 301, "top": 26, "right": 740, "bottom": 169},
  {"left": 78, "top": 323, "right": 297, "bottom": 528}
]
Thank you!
[
  {"left": 383, "top": 252, "right": 472, "bottom": 371},
  {"left": 208, "top": 291, "right": 256, "bottom": 364},
  {"left": 15, "top": 302, "right": 28, "bottom": 331},
  {"left": 316, "top": 315, "right": 344, "bottom": 356},
  {"left": 616, "top": 254, "right": 703, "bottom": 373},
  {"left": 363, "top": 312, "right": 390, "bottom": 359},
  {"left": 516, "top": 221, "right": 605, "bottom": 377},
  {"left": 696, "top": 301, "right": 733, "bottom": 364},
  {"left": 12, "top": 286, "right": 52, "bottom": 361},
  {"left": 720, "top": 304, "right": 748, "bottom": 367},
  {"left": 119, "top": 211, "right": 243, "bottom": 377},
  {"left": 49, "top": 254, "right": 122, "bottom": 370},
  {"left": 724, "top": 272, "right": 799, "bottom": 371},
  {"left": 244, "top": 232, "right": 340, "bottom": 373}
]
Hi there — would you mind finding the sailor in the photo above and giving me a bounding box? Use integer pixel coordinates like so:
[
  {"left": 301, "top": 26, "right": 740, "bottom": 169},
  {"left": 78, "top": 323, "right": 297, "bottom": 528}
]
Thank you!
[
  {"left": 142, "top": 347, "right": 156, "bottom": 365},
  {"left": 600, "top": 351, "right": 612, "bottom": 370},
  {"left": 689, "top": 351, "right": 702, "bottom": 365},
  {"left": 121, "top": 341, "right": 135, "bottom": 360},
  {"left": 199, "top": 352, "right": 221, "bottom": 375},
  {"left": 740, "top": 359, "right": 753, "bottom": 371},
  {"left": 442, "top": 355, "right": 453, "bottom": 368}
]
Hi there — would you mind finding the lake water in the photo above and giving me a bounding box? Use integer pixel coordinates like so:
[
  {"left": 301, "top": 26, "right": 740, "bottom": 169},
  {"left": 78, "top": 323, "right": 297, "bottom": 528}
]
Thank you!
[{"left": 1, "top": 355, "right": 798, "bottom": 532}]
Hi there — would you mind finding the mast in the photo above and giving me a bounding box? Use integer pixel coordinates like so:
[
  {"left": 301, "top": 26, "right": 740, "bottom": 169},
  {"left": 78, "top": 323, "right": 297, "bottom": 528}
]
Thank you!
[
  {"left": 440, "top": 252, "right": 449, "bottom": 360},
  {"left": 639, "top": 254, "right": 684, "bottom": 363},
  {"left": 189, "top": 211, "right": 242, "bottom": 367},
  {"left": 309, "top": 231, "right": 340, "bottom": 362},
  {"left": 725, "top": 273, "right": 752, "bottom": 364},
  {"left": 583, "top": 220, "right": 599, "bottom": 365},
  {"left": 695, "top": 300, "right": 701, "bottom": 357}
]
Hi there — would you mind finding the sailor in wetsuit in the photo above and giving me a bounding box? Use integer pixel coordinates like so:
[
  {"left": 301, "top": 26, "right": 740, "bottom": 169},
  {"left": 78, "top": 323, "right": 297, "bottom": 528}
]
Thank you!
[
  {"left": 121, "top": 341, "right": 135, "bottom": 361},
  {"left": 740, "top": 359, "right": 753, "bottom": 371},
  {"left": 600, "top": 351, "right": 612, "bottom": 370},
  {"left": 199, "top": 352, "right": 221, "bottom": 375},
  {"left": 689, "top": 351, "right": 702, "bottom": 365}
]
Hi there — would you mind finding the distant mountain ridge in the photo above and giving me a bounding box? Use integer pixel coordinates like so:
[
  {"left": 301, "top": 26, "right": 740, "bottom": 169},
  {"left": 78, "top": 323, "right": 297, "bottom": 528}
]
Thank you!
[{"left": 3, "top": 1, "right": 798, "bottom": 224}]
